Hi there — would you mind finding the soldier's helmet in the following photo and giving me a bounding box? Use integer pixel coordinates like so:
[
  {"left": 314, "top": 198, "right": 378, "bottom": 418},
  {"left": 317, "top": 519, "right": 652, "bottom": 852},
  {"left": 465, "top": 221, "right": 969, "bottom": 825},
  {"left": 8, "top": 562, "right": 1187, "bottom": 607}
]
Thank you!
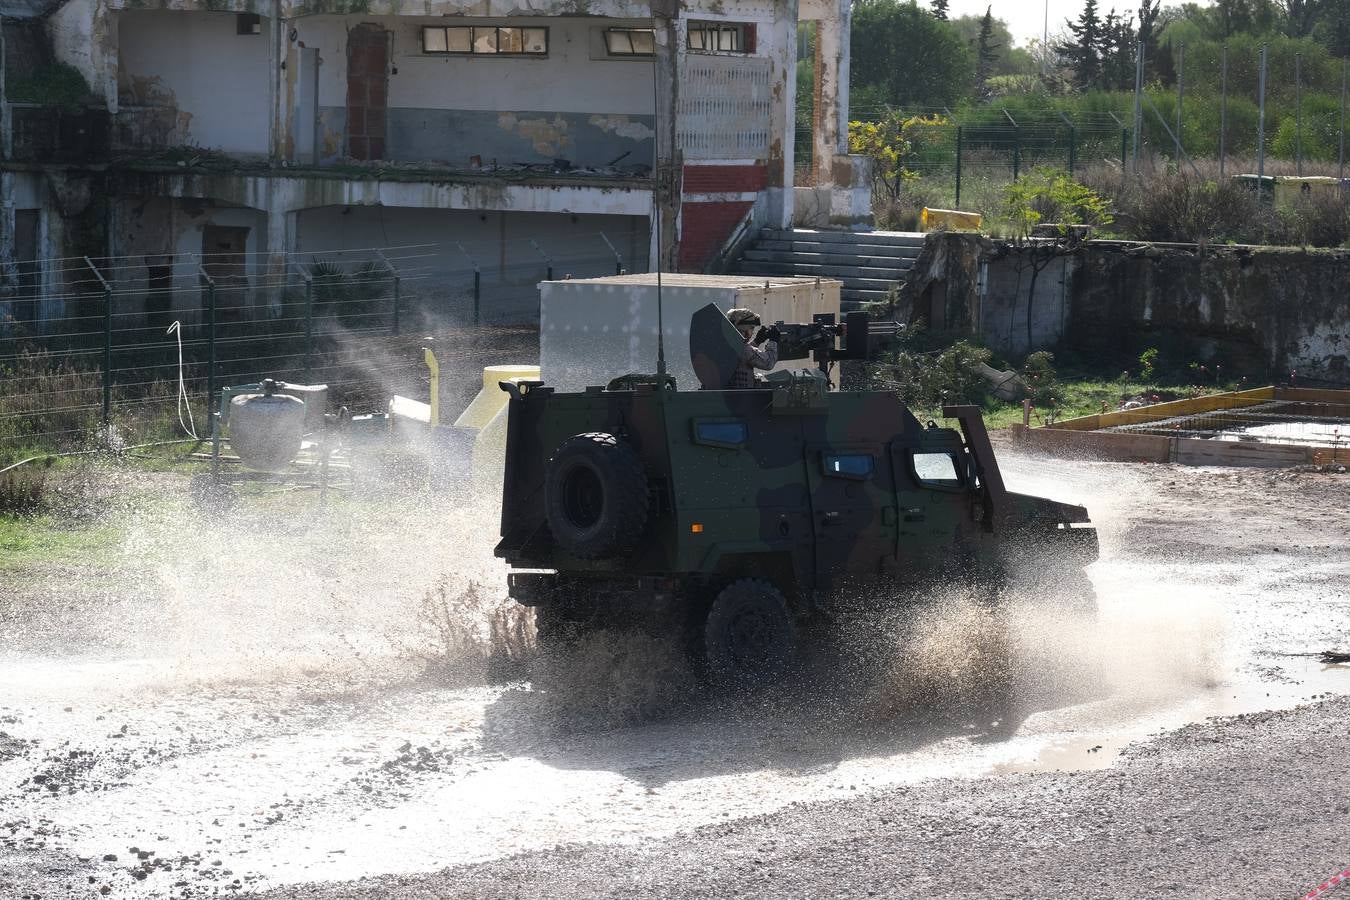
[{"left": 726, "top": 308, "right": 761, "bottom": 328}]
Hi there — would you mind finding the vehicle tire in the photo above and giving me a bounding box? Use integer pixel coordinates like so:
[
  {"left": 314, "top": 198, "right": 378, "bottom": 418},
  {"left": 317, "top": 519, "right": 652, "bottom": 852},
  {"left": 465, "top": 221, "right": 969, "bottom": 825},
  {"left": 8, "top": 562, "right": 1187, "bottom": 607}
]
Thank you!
[
  {"left": 703, "top": 579, "right": 797, "bottom": 689},
  {"left": 544, "top": 433, "right": 649, "bottom": 559}
]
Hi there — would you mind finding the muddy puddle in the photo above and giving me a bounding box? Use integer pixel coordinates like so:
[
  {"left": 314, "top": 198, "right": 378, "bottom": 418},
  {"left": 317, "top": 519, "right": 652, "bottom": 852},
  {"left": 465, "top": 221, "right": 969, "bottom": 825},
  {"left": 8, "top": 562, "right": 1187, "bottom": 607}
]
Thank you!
[{"left": 1, "top": 453, "right": 1347, "bottom": 898}]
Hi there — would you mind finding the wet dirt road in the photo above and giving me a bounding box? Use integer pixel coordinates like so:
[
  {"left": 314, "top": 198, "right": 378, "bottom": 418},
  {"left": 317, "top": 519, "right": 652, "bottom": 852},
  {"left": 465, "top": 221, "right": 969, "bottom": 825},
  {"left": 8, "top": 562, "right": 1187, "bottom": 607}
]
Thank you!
[{"left": 1, "top": 455, "right": 1347, "bottom": 898}]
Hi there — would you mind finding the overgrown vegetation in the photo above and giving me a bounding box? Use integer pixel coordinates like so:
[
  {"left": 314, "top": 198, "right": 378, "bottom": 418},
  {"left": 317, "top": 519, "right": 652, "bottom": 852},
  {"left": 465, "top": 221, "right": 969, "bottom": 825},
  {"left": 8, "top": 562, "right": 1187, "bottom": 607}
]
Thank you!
[{"left": 5, "top": 62, "right": 93, "bottom": 111}]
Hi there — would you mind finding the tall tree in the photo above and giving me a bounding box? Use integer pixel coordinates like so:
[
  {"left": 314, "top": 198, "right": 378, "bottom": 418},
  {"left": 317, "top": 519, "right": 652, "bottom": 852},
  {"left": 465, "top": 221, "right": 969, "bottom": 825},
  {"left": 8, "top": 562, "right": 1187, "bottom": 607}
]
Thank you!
[
  {"left": 1137, "top": 0, "right": 1161, "bottom": 80},
  {"left": 1327, "top": 0, "right": 1350, "bottom": 56},
  {"left": 851, "top": 0, "right": 974, "bottom": 106},
  {"left": 1279, "top": 0, "right": 1322, "bottom": 37},
  {"left": 976, "top": 6, "right": 1002, "bottom": 89},
  {"left": 1101, "top": 9, "right": 1137, "bottom": 90},
  {"left": 1057, "top": 0, "right": 1104, "bottom": 89},
  {"left": 930, "top": 0, "right": 949, "bottom": 21}
]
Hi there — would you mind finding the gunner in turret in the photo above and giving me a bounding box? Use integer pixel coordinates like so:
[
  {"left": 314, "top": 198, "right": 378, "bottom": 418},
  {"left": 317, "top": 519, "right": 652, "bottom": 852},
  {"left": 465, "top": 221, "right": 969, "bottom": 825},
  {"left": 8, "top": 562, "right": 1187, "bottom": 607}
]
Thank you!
[{"left": 726, "top": 308, "right": 779, "bottom": 389}]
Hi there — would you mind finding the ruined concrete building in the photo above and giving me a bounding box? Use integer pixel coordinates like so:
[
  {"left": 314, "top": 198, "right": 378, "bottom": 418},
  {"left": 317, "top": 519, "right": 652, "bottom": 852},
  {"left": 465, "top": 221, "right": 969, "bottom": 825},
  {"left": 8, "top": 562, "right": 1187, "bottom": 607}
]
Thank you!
[{"left": 0, "top": 0, "right": 868, "bottom": 324}]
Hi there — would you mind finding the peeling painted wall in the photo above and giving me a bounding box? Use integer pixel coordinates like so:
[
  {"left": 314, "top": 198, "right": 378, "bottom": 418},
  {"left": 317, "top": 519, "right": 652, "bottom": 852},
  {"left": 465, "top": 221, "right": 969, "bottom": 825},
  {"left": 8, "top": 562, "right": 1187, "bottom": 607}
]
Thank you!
[
  {"left": 295, "top": 16, "right": 656, "bottom": 166},
  {"left": 116, "top": 10, "right": 271, "bottom": 155}
]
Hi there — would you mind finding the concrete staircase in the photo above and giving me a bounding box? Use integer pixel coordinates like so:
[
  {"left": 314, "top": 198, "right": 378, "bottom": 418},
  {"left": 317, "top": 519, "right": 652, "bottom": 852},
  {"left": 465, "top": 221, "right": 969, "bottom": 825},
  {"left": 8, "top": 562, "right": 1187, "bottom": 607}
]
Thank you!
[{"left": 731, "top": 229, "right": 927, "bottom": 311}]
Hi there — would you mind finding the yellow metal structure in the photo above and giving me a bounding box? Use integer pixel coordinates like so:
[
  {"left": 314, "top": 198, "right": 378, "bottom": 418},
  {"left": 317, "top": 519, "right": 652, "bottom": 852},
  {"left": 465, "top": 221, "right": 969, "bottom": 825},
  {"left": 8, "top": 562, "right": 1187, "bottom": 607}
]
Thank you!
[
  {"left": 425, "top": 348, "right": 441, "bottom": 426},
  {"left": 454, "top": 365, "right": 541, "bottom": 429},
  {"left": 921, "top": 208, "right": 984, "bottom": 232}
]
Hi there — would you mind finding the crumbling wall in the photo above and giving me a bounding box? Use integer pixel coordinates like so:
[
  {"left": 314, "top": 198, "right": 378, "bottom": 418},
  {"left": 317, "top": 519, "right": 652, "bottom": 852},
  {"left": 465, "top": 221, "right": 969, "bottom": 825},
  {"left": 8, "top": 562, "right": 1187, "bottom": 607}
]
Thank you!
[{"left": 910, "top": 233, "right": 1350, "bottom": 381}]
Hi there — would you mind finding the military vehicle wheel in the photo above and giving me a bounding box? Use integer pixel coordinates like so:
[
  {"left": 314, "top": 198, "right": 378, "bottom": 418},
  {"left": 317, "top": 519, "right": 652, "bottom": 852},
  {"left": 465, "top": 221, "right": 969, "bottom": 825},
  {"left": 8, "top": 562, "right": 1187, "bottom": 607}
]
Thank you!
[
  {"left": 545, "top": 433, "right": 649, "bottom": 559},
  {"left": 703, "top": 579, "right": 797, "bottom": 688}
]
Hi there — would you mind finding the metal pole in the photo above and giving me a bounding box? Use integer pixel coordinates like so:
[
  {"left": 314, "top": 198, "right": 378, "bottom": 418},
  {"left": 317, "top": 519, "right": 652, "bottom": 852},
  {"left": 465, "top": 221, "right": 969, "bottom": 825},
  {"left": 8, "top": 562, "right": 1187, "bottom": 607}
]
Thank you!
[
  {"left": 1220, "top": 45, "right": 1229, "bottom": 178},
  {"left": 1013, "top": 128, "right": 1020, "bottom": 180},
  {"left": 599, "top": 231, "right": 624, "bottom": 275},
  {"left": 1258, "top": 43, "right": 1268, "bottom": 192},
  {"left": 1060, "top": 112, "right": 1076, "bottom": 175},
  {"left": 455, "top": 243, "right": 481, "bottom": 324},
  {"left": 1133, "top": 41, "right": 1145, "bottom": 173},
  {"left": 1122, "top": 128, "right": 1129, "bottom": 176},
  {"left": 374, "top": 248, "right": 399, "bottom": 335},
  {"left": 204, "top": 272, "right": 217, "bottom": 406},
  {"left": 303, "top": 276, "right": 314, "bottom": 383},
  {"left": 1175, "top": 42, "right": 1184, "bottom": 168},
  {"left": 102, "top": 287, "right": 112, "bottom": 426},
  {"left": 1340, "top": 59, "right": 1347, "bottom": 186},
  {"left": 955, "top": 125, "right": 963, "bottom": 207},
  {"left": 1296, "top": 53, "right": 1304, "bottom": 177},
  {"left": 84, "top": 257, "right": 112, "bottom": 427},
  {"left": 528, "top": 238, "right": 554, "bottom": 282}
]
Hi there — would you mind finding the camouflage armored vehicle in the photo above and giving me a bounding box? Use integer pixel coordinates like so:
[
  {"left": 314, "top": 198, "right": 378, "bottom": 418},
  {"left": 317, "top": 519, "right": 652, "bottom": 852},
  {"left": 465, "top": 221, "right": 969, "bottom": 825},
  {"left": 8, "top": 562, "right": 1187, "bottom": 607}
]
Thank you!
[{"left": 496, "top": 304, "right": 1097, "bottom": 686}]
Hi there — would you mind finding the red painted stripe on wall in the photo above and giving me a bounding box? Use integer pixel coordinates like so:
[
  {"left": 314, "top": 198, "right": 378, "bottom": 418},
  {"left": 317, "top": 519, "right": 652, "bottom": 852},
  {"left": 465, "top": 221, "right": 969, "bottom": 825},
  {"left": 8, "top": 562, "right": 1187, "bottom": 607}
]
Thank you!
[
  {"left": 682, "top": 164, "right": 769, "bottom": 194},
  {"left": 679, "top": 200, "right": 753, "bottom": 271}
]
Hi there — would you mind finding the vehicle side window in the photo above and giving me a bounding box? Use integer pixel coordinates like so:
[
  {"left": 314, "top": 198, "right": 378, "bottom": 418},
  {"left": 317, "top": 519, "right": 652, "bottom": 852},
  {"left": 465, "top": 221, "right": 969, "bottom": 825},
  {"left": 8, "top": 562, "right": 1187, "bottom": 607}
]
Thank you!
[
  {"left": 693, "top": 419, "right": 747, "bottom": 449},
  {"left": 912, "top": 451, "right": 962, "bottom": 488},
  {"left": 823, "top": 453, "right": 874, "bottom": 479}
]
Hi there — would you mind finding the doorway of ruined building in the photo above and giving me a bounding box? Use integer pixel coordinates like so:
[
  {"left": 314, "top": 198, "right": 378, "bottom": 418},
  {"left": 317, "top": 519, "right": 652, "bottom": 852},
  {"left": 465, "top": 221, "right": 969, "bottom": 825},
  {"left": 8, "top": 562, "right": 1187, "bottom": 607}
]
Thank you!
[
  {"left": 202, "top": 225, "right": 251, "bottom": 321},
  {"left": 345, "top": 23, "right": 388, "bottom": 161}
]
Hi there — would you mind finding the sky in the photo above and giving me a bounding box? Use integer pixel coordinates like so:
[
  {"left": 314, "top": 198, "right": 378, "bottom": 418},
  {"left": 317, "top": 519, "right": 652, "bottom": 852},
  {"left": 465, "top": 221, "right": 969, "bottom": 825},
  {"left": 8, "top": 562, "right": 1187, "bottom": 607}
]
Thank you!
[{"left": 942, "top": 0, "right": 1187, "bottom": 47}]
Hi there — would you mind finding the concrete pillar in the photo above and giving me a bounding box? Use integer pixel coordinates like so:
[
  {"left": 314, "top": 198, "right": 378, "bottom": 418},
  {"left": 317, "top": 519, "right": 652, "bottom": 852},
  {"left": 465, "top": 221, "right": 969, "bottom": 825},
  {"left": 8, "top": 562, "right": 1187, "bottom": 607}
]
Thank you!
[
  {"left": 812, "top": 0, "right": 851, "bottom": 186},
  {"left": 770, "top": 0, "right": 799, "bottom": 229},
  {"left": 0, "top": 174, "right": 15, "bottom": 292},
  {"left": 650, "top": 7, "right": 682, "bottom": 273}
]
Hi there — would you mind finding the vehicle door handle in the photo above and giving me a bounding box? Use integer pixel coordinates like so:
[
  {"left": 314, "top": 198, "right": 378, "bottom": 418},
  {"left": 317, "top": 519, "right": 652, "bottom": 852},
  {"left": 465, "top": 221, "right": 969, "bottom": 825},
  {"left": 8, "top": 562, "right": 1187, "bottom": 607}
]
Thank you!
[
  {"left": 820, "top": 511, "right": 841, "bottom": 526},
  {"left": 903, "top": 508, "right": 925, "bottom": 523}
]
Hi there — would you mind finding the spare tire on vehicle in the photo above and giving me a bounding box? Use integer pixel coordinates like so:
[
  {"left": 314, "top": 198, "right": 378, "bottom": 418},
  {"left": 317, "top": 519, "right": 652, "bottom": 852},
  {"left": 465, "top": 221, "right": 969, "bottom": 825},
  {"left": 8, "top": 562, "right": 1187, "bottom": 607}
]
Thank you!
[{"left": 544, "top": 432, "right": 649, "bottom": 559}]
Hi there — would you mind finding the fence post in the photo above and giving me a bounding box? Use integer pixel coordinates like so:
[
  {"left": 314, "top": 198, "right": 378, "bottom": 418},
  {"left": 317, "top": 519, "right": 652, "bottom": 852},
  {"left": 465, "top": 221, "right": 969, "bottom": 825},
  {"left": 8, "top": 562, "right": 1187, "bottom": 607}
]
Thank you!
[
  {"left": 1175, "top": 41, "right": 1185, "bottom": 167},
  {"left": 1220, "top": 44, "right": 1229, "bottom": 178},
  {"left": 529, "top": 238, "right": 554, "bottom": 282},
  {"left": 1004, "top": 109, "right": 1020, "bottom": 180},
  {"left": 374, "top": 249, "right": 399, "bottom": 335},
  {"left": 84, "top": 257, "right": 112, "bottom": 428},
  {"left": 1059, "top": 112, "right": 1076, "bottom": 175},
  {"left": 1340, "top": 59, "right": 1347, "bottom": 187},
  {"left": 599, "top": 231, "right": 625, "bottom": 276},
  {"left": 1296, "top": 52, "right": 1304, "bottom": 177},
  {"left": 1121, "top": 128, "right": 1129, "bottom": 174},
  {"left": 199, "top": 264, "right": 217, "bottom": 407},
  {"left": 1258, "top": 43, "right": 1268, "bottom": 192},
  {"left": 954, "top": 125, "right": 963, "bottom": 208},
  {"left": 455, "top": 242, "right": 480, "bottom": 325},
  {"left": 303, "top": 275, "right": 314, "bottom": 383},
  {"left": 102, "top": 287, "right": 112, "bottom": 426},
  {"left": 1132, "top": 40, "right": 1145, "bottom": 173}
]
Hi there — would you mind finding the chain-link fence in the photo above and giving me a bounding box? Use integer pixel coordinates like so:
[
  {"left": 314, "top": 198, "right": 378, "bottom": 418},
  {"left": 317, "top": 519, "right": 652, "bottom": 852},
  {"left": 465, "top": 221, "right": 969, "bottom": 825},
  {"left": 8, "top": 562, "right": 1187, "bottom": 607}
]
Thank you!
[
  {"left": 798, "top": 41, "right": 1350, "bottom": 210},
  {"left": 0, "top": 232, "right": 640, "bottom": 456}
]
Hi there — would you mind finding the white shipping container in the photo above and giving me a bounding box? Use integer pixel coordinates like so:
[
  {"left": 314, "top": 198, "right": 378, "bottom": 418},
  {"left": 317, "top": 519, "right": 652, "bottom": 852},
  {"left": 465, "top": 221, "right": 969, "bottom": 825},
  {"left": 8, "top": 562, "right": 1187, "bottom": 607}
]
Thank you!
[{"left": 538, "top": 273, "right": 843, "bottom": 392}]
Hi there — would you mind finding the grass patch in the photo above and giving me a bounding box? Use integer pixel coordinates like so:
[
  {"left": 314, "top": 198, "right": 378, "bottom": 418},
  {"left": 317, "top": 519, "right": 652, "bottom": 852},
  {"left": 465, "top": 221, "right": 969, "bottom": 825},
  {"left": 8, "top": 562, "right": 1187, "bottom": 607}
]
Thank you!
[{"left": 0, "top": 514, "right": 123, "bottom": 573}]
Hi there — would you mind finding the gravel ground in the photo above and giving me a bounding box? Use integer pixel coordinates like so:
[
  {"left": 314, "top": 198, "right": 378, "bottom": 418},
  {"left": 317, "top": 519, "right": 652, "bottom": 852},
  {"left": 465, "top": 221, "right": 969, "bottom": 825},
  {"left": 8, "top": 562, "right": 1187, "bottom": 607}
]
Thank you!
[{"left": 262, "top": 694, "right": 1350, "bottom": 900}]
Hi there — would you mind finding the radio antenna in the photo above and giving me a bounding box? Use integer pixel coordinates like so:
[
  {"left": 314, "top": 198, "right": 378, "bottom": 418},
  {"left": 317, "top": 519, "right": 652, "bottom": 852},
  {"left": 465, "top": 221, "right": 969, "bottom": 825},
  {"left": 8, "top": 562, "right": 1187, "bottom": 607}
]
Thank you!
[{"left": 651, "top": 33, "right": 668, "bottom": 379}]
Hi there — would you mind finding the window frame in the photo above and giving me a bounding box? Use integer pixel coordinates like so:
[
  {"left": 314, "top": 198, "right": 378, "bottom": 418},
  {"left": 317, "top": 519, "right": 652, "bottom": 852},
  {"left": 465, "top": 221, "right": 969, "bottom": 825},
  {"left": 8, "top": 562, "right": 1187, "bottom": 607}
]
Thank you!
[
  {"left": 909, "top": 450, "right": 966, "bottom": 492},
  {"left": 419, "top": 24, "right": 549, "bottom": 57},
  {"left": 821, "top": 451, "right": 875, "bottom": 481},
  {"left": 686, "top": 20, "right": 752, "bottom": 54},
  {"left": 603, "top": 27, "right": 656, "bottom": 57},
  {"left": 692, "top": 418, "right": 748, "bottom": 450}
]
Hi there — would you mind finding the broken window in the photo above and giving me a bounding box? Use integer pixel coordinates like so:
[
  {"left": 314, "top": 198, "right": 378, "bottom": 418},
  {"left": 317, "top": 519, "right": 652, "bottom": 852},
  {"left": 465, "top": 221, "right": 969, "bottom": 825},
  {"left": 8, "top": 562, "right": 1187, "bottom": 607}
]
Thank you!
[
  {"left": 687, "top": 21, "right": 751, "bottom": 53},
  {"left": 421, "top": 25, "right": 547, "bottom": 56},
  {"left": 604, "top": 28, "right": 655, "bottom": 57}
]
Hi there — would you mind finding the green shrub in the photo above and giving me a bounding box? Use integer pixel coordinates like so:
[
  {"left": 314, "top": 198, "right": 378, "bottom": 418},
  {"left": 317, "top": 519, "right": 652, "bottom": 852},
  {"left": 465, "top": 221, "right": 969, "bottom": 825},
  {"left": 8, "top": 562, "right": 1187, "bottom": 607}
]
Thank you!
[{"left": 6, "top": 62, "right": 92, "bottom": 111}]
